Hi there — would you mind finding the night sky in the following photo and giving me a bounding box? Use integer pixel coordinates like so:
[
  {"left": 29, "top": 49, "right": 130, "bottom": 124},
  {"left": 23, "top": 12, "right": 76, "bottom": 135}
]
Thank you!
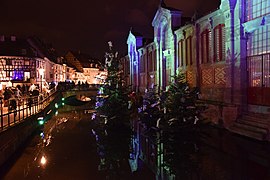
[{"left": 0, "top": 0, "right": 220, "bottom": 60}]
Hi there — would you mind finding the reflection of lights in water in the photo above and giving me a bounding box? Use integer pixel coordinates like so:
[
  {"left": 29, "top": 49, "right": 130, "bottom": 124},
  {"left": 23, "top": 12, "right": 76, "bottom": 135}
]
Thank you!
[
  {"left": 46, "top": 110, "right": 52, "bottom": 115},
  {"left": 45, "top": 135, "right": 52, "bottom": 146},
  {"left": 55, "top": 110, "right": 58, "bottom": 116},
  {"left": 40, "top": 132, "right": 44, "bottom": 138},
  {"left": 40, "top": 156, "right": 47, "bottom": 165}
]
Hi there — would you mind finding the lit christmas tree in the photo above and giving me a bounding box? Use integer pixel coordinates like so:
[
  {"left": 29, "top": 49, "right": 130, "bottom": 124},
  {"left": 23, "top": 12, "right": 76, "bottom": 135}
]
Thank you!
[
  {"left": 160, "top": 73, "right": 206, "bottom": 178},
  {"left": 94, "top": 41, "right": 131, "bottom": 128},
  {"left": 92, "top": 42, "right": 132, "bottom": 176},
  {"left": 138, "top": 87, "right": 161, "bottom": 129}
]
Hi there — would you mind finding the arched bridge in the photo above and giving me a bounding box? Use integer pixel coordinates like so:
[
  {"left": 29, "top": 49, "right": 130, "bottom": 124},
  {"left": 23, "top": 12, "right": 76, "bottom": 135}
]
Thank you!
[{"left": 62, "top": 89, "right": 98, "bottom": 106}]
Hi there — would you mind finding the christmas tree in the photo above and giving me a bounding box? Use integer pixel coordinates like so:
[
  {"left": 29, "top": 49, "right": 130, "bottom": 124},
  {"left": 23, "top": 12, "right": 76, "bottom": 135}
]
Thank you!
[
  {"left": 160, "top": 73, "right": 206, "bottom": 177},
  {"left": 95, "top": 41, "right": 131, "bottom": 128},
  {"left": 138, "top": 87, "right": 161, "bottom": 129},
  {"left": 92, "top": 42, "right": 132, "bottom": 176}
]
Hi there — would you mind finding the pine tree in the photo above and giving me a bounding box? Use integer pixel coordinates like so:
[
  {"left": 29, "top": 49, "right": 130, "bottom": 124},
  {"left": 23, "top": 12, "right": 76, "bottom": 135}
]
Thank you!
[
  {"left": 95, "top": 41, "right": 131, "bottom": 128},
  {"left": 160, "top": 73, "right": 206, "bottom": 178},
  {"left": 138, "top": 87, "right": 161, "bottom": 129},
  {"left": 92, "top": 42, "right": 132, "bottom": 177}
]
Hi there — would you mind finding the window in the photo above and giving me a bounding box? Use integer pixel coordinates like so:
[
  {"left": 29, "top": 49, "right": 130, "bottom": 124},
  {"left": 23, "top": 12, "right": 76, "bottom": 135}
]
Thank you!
[
  {"left": 247, "top": 25, "right": 270, "bottom": 56},
  {"left": 246, "top": 0, "right": 270, "bottom": 21},
  {"left": 125, "top": 59, "right": 130, "bottom": 74},
  {"left": 247, "top": 25, "right": 270, "bottom": 87},
  {"left": 186, "top": 36, "right": 192, "bottom": 66},
  {"left": 178, "top": 39, "right": 184, "bottom": 67},
  {"left": 148, "top": 51, "right": 153, "bottom": 72},
  {"left": 21, "top": 49, "right": 27, "bottom": 55},
  {"left": 6, "top": 59, "right": 12, "bottom": 65},
  {"left": 201, "top": 29, "right": 211, "bottom": 64},
  {"left": 153, "top": 49, "right": 157, "bottom": 71},
  {"left": 140, "top": 54, "right": 146, "bottom": 73},
  {"left": 214, "top": 24, "right": 225, "bottom": 62},
  {"left": 248, "top": 55, "right": 270, "bottom": 87},
  {"left": 24, "top": 72, "right": 30, "bottom": 81},
  {"left": 6, "top": 71, "right": 12, "bottom": 77}
]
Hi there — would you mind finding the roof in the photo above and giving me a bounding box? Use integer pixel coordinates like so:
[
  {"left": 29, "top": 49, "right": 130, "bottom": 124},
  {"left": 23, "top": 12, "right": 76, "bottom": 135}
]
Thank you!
[
  {"left": 160, "top": 0, "right": 181, "bottom": 12},
  {"left": 27, "top": 36, "right": 60, "bottom": 63},
  {"left": 0, "top": 36, "right": 37, "bottom": 57},
  {"left": 69, "top": 51, "right": 102, "bottom": 68}
]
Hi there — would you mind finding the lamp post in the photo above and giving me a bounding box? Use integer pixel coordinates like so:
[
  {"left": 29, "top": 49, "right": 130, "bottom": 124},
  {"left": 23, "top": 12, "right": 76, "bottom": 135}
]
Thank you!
[{"left": 39, "top": 68, "right": 45, "bottom": 93}]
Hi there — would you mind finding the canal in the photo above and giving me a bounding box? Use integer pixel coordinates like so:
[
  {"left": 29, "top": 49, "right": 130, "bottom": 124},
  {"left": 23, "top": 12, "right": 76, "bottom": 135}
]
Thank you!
[
  {"left": 1, "top": 109, "right": 270, "bottom": 180},
  {"left": 0, "top": 110, "right": 154, "bottom": 180}
]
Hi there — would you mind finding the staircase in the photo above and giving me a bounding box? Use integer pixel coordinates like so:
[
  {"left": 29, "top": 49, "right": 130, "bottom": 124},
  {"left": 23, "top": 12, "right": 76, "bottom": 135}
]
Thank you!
[{"left": 228, "top": 113, "right": 270, "bottom": 141}]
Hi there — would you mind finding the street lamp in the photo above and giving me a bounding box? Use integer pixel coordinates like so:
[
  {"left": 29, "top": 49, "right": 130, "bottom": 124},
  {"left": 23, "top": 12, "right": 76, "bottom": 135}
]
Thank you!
[{"left": 39, "top": 68, "right": 45, "bottom": 92}]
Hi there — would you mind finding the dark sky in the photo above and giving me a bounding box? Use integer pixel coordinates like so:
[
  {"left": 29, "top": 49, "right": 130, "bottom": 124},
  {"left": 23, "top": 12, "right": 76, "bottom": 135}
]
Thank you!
[{"left": 0, "top": 0, "right": 220, "bottom": 60}]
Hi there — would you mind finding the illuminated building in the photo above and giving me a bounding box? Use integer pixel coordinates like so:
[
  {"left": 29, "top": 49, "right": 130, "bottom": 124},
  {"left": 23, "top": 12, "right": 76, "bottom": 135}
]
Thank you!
[
  {"left": 0, "top": 36, "right": 37, "bottom": 87},
  {"left": 125, "top": 0, "right": 270, "bottom": 137},
  {"left": 65, "top": 51, "right": 106, "bottom": 84}
]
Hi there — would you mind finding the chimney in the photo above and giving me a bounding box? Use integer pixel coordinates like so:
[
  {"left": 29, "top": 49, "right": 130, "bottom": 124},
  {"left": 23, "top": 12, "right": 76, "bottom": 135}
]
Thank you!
[
  {"left": 0, "top": 35, "right": 5, "bottom": 42},
  {"left": 11, "top": 35, "right": 16, "bottom": 41}
]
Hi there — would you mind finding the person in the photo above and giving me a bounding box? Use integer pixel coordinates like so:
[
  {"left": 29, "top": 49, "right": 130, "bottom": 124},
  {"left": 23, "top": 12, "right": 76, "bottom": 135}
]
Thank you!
[
  {"left": 0, "top": 89, "right": 3, "bottom": 100},
  {"left": 27, "top": 96, "right": 33, "bottom": 113},
  {"left": 28, "top": 83, "right": 37, "bottom": 93},
  {"left": 8, "top": 93, "right": 17, "bottom": 116},
  {"left": 3, "top": 87, "right": 13, "bottom": 107},
  {"left": 15, "top": 87, "right": 22, "bottom": 98}
]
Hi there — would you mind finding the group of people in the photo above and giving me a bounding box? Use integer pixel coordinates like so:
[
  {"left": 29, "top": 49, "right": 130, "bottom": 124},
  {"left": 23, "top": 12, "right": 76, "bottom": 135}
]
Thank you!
[
  {"left": 1, "top": 86, "right": 22, "bottom": 110},
  {"left": 0, "top": 83, "right": 42, "bottom": 111}
]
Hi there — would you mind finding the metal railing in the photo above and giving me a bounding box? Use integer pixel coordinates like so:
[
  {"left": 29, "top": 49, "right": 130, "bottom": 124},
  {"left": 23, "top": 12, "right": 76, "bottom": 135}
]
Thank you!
[{"left": 0, "top": 88, "right": 58, "bottom": 132}]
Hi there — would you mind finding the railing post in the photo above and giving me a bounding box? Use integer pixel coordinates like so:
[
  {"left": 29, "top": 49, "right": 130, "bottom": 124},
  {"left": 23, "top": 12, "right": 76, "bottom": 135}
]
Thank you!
[
  {"left": 0, "top": 99, "right": 3, "bottom": 130},
  {"left": 22, "top": 97, "right": 24, "bottom": 121},
  {"left": 7, "top": 101, "right": 10, "bottom": 127}
]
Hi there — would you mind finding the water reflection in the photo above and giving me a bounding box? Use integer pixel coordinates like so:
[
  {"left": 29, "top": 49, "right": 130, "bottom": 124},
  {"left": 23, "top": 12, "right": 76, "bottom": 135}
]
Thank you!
[
  {"left": 91, "top": 116, "right": 132, "bottom": 179},
  {"left": 40, "top": 155, "right": 47, "bottom": 166},
  {"left": 130, "top": 121, "right": 270, "bottom": 180},
  {"left": 2, "top": 110, "right": 270, "bottom": 180}
]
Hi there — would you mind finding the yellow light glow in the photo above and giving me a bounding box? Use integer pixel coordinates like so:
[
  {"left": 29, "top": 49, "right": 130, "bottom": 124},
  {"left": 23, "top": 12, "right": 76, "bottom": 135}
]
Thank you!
[{"left": 40, "top": 156, "right": 47, "bottom": 165}]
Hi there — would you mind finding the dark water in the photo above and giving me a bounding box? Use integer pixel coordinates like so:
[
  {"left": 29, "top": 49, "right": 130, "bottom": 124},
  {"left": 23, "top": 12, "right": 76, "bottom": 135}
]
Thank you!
[
  {"left": 1, "top": 110, "right": 270, "bottom": 180},
  {"left": 0, "top": 111, "right": 154, "bottom": 180},
  {"left": 197, "top": 126, "right": 270, "bottom": 180}
]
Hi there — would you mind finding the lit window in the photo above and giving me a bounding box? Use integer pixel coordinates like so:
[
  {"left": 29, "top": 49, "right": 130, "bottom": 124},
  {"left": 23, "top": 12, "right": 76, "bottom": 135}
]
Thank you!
[
  {"left": 201, "top": 29, "right": 212, "bottom": 64},
  {"left": 214, "top": 24, "right": 225, "bottom": 62},
  {"left": 247, "top": 25, "right": 270, "bottom": 87}
]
